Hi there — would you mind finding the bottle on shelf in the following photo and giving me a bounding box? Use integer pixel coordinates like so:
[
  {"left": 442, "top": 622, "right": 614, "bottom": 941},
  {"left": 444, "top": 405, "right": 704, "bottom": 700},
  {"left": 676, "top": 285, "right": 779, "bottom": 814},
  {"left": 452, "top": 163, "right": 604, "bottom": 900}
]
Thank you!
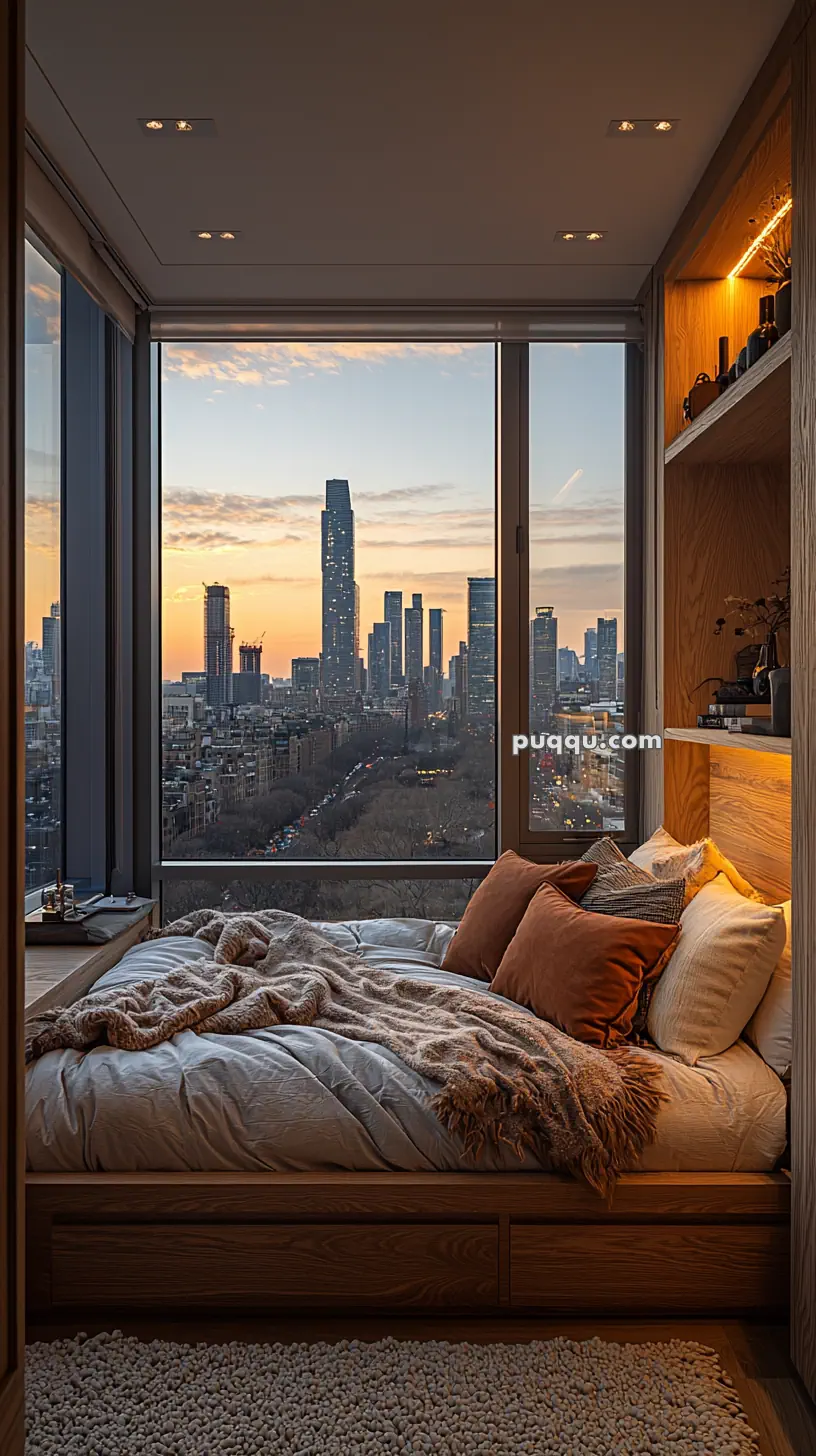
[
  {"left": 746, "top": 294, "right": 779, "bottom": 368},
  {"left": 715, "top": 336, "right": 730, "bottom": 392}
]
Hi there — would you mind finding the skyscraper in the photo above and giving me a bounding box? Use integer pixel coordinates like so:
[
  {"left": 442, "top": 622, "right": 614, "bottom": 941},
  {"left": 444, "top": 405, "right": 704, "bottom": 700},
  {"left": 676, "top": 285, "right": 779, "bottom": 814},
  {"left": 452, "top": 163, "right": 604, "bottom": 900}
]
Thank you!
[
  {"left": 583, "top": 626, "right": 598, "bottom": 683},
  {"left": 467, "top": 577, "right": 495, "bottom": 722},
  {"left": 291, "top": 657, "right": 321, "bottom": 695},
  {"left": 557, "top": 646, "right": 580, "bottom": 684},
  {"left": 233, "top": 641, "right": 263, "bottom": 705},
  {"left": 384, "top": 590, "right": 403, "bottom": 683},
  {"left": 531, "top": 607, "right": 558, "bottom": 715},
  {"left": 41, "top": 601, "right": 61, "bottom": 701},
  {"left": 367, "top": 621, "right": 392, "bottom": 700},
  {"left": 429, "top": 608, "right": 443, "bottom": 674},
  {"left": 404, "top": 592, "right": 423, "bottom": 687},
  {"left": 204, "top": 584, "right": 233, "bottom": 708},
  {"left": 597, "top": 616, "right": 618, "bottom": 701},
  {"left": 321, "top": 479, "right": 356, "bottom": 696}
]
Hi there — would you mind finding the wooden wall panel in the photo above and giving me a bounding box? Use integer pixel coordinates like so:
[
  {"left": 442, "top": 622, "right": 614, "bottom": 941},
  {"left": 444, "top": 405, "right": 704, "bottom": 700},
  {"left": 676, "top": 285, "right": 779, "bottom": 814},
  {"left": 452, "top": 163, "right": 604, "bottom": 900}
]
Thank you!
[
  {"left": 709, "top": 748, "right": 791, "bottom": 901},
  {"left": 664, "top": 278, "right": 767, "bottom": 446},
  {"left": 791, "top": 6, "right": 816, "bottom": 1403},
  {"left": 663, "top": 462, "right": 790, "bottom": 843}
]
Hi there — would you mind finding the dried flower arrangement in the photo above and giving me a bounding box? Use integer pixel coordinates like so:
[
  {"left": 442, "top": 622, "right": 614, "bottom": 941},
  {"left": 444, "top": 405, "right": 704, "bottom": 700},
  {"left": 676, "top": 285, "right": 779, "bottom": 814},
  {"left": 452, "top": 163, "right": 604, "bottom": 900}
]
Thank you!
[
  {"left": 714, "top": 569, "right": 790, "bottom": 639},
  {"left": 756, "top": 189, "right": 792, "bottom": 283}
]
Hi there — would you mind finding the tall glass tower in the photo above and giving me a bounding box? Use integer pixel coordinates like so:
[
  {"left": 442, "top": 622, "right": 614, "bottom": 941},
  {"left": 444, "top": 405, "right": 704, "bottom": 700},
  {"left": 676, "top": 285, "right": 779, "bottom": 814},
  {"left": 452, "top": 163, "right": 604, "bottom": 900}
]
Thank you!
[
  {"left": 404, "top": 592, "right": 424, "bottom": 687},
  {"left": 531, "top": 606, "right": 558, "bottom": 716},
  {"left": 204, "top": 583, "right": 233, "bottom": 708},
  {"left": 596, "top": 616, "right": 619, "bottom": 702},
  {"left": 321, "top": 479, "right": 356, "bottom": 696},
  {"left": 467, "top": 577, "right": 496, "bottom": 723},
  {"left": 384, "top": 590, "right": 403, "bottom": 683}
]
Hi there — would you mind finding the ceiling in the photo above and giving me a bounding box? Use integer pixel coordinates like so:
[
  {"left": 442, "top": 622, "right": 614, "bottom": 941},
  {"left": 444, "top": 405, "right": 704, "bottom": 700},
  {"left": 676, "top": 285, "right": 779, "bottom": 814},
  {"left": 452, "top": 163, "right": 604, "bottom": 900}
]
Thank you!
[{"left": 25, "top": 0, "right": 794, "bottom": 308}]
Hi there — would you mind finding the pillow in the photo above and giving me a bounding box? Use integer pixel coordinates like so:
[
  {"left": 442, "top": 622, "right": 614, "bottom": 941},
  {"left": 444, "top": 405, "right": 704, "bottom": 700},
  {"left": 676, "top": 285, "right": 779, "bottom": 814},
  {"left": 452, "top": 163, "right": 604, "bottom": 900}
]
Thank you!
[
  {"left": 646, "top": 873, "right": 785, "bottom": 1064},
  {"left": 630, "top": 826, "right": 763, "bottom": 906},
  {"left": 745, "top": 900, "right": 792, "bottom": 1078},
  {"left": 580, "top": 838, "right": 685, "bottom": 925},
  {"left": 441, "top": 851, "right": 597, "bottom": 982},
  {"left": 491, "top": 882, "right": 680, "bottom": 1048}
]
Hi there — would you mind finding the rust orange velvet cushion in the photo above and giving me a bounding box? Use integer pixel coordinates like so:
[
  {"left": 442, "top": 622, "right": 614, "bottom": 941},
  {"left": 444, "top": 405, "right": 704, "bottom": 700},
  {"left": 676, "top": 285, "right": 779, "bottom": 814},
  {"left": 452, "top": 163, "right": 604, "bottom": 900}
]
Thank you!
[
  {"left": 441, "top": 851, "right": 598, "bottom": 982},
  {"left": 491, "top": 882, "right": 680, "bottom": 1047}
]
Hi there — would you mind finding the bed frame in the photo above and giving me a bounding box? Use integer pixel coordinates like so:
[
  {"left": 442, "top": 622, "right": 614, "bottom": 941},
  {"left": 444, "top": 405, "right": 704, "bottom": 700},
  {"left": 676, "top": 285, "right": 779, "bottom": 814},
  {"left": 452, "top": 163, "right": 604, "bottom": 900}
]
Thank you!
[{"left": 25, "top": 1170, "right": 790, "bottom": 1322}]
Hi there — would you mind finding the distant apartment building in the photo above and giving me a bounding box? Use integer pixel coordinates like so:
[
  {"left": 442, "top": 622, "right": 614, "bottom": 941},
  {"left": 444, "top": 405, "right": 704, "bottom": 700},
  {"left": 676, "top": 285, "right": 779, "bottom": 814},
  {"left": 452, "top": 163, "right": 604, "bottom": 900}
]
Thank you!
[{"left": 367, "top": 621, "right": 392, "bottom": 700}]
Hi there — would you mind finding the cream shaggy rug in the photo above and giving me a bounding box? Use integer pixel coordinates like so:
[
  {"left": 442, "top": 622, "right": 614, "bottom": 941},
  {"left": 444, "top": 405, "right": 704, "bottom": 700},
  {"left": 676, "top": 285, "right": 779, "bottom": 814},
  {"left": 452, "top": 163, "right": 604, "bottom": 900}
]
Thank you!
[{"left": 25, "top": 1331, "right": 760, "bottom": 1454}]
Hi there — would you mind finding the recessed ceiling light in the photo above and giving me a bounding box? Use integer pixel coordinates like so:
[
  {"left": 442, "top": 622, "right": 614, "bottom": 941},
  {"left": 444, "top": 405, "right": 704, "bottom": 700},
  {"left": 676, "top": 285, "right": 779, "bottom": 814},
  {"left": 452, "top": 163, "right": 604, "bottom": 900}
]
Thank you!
[
  {"left": 586, "top": 232, "right": 604, "bottom": 241},
  {"left": 607, "top": 118, "right": 679, "bottom": 137},
  {"left": 554, "top": 229, "right": 606, "bottom": 243},
  {"left": 197, "top": 231, "right": 213, "bottom": 240},
  {"left": 560, "top": 231, "right": 576, "bottom": 241},
  {"left": 139, "top": 117, "right": 217, "bottom": 137},
  {"left": 219, "top": 231, "right": 236, "bottom": 240},
  {"left": 192, "top": 229, "right": 241, "bottom": 241}
]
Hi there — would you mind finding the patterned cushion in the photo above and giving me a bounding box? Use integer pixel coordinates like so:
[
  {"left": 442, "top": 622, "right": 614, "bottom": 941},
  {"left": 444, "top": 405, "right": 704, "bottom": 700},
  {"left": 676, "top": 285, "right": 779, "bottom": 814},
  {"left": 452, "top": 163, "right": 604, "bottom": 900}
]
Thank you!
[
  {"left": 580, "top": 839, "right": 685, "bottom": 925},
  {"left": 579, "top": 838, "right": 684, "bottom": 1033}
]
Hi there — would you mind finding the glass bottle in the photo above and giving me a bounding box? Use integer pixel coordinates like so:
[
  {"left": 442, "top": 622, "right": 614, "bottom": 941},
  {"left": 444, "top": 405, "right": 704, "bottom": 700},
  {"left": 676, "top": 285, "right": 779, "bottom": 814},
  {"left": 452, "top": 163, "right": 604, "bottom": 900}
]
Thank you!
[{"left": 747, "top": 295, "right": 779, "bottom": 368}]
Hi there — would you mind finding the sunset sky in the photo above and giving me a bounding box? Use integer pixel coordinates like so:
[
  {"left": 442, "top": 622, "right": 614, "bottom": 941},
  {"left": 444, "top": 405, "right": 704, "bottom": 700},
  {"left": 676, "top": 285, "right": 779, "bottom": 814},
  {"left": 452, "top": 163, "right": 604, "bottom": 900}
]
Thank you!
[
  {"left": 160, "top": 340, "right": 625, "bottom": 682},
  {"left": 24, "top": 240, "right": 61, "bottom": 645}
]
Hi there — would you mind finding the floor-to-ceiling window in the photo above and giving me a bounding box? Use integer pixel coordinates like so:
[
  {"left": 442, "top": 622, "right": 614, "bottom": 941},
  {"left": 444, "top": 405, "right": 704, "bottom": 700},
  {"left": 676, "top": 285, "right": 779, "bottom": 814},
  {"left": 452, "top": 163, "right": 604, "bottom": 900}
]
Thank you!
[
  {"left": 24, "top": 238, "right": 62, "bottom": 892},
  {"left": 153, "top": 325, "right": 640, "bottom": 923},
  {"left": 527, "top": 342, "right": 627, "bottom": 837},
  {"left": 159, "top": 340, "right": 496, "bottom": 922}
]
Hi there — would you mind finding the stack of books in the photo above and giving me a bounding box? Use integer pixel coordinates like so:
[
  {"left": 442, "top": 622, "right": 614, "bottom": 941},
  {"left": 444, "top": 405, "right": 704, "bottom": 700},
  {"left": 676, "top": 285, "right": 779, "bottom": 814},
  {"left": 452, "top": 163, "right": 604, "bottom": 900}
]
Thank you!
[{"left": 697, "top": 703, "right": 773, "bottom": 735}]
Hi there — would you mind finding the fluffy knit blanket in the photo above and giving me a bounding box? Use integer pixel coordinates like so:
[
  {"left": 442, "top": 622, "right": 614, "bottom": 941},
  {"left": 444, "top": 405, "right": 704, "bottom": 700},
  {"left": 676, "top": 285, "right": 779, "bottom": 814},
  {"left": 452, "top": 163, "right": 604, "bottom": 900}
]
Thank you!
[{"left": 25, "top": 908, "right": 664, "bottom": 1194}]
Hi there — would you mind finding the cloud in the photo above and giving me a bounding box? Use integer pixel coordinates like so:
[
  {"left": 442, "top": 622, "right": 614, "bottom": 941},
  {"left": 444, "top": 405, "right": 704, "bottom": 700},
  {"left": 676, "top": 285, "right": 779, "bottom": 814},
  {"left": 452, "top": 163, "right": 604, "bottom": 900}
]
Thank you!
[
  {"left": 161, "top": 341, "right": 474, "bottom": 389},
  {"left": 164, "top": 529, "right": 258, "bottom": 552},
  {"left": 162, "top": 488, "right": 321, "bottom": 528},
  {"left": 356, "top": 483, "right": 455, "bottom": 503},
  {"left": 530, "top": 561, "right": 623, "bottom": 613},
  {"left": 360, "top": 536, "right": 493, "bottom": 550}
]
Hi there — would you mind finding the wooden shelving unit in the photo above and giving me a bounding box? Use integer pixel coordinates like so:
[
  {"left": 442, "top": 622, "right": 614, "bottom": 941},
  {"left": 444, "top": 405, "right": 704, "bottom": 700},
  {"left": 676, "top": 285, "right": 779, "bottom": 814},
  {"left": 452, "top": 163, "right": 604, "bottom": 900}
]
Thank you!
[
  {"left": 665, "top": 330, "right": 791, "bottom": 466},
  {"left": 664, "top": 726, "right": 791, "bottom": 756}
]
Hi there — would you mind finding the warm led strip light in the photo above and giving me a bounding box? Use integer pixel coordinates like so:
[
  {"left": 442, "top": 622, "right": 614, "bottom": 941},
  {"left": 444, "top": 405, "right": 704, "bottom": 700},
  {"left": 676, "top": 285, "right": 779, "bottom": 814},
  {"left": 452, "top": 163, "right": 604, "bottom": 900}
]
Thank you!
[{"left": 728, "top": 197, "right": 792, "bottom": 279}]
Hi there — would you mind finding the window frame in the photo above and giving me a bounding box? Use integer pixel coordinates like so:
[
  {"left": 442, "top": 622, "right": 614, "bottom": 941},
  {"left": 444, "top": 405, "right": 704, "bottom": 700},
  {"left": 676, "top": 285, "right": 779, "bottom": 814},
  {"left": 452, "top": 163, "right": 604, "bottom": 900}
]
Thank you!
[{"left": 136, "top": 313, "right": 644, "bottom": 908}]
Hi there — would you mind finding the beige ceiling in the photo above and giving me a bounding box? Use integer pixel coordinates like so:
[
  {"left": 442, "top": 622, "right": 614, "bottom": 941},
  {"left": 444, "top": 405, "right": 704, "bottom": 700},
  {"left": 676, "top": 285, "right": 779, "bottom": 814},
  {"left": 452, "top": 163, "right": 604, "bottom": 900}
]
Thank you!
[{"left": 25, "top": 0, "right": 793, "bottom": 307}]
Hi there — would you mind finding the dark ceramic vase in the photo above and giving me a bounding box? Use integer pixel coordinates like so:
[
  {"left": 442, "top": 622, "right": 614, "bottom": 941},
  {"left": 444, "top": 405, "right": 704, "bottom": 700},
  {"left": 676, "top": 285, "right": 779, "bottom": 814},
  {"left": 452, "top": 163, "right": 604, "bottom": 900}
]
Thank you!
[
  {"left": 752, "top": 632, "right": 780, "bottom": 699},
  {"left": 769, "top": 666, "right": 791, "bottom": 737},
  {"left": 775, "top": 280, "right": 792, "bottom": 337}
]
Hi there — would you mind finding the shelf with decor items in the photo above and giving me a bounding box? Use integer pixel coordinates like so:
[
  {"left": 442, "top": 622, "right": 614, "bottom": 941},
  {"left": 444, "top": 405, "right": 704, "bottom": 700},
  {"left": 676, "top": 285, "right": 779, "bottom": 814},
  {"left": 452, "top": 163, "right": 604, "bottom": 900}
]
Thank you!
[
  {"left": 664, "top": 328, "right": 791, "bottom": 466},
  {"left": 664, "top": 726, "right": 791, "bottom": 756}
]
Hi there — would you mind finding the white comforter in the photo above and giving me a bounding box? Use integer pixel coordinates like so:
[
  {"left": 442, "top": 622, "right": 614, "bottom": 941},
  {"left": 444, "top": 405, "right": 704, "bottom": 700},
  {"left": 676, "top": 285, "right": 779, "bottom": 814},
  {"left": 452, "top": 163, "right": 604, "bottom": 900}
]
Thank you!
[{"left": 25, "top": 917, "right": 787, "bottom": 1174}]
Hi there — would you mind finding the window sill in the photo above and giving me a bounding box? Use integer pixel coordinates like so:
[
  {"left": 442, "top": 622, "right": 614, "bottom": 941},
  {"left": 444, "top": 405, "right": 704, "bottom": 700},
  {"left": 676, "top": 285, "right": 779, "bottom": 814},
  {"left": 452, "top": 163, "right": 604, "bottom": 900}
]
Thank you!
[{"left": 24, "top": 906, "right": 155, "bottom": 1016}]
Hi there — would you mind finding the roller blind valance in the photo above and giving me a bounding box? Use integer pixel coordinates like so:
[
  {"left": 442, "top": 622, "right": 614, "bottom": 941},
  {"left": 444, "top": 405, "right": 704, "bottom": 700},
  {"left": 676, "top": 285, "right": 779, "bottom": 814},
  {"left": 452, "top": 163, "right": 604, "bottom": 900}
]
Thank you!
[{"left": 25, "top": 153, "right": 137, "bottom": 339}]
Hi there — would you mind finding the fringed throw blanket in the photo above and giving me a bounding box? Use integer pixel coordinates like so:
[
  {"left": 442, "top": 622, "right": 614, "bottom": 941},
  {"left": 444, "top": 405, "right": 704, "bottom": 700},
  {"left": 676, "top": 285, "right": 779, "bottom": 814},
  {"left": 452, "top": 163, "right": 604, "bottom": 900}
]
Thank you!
[{"left": 26, "top": 908, "right": 664, "bottom": 1194}]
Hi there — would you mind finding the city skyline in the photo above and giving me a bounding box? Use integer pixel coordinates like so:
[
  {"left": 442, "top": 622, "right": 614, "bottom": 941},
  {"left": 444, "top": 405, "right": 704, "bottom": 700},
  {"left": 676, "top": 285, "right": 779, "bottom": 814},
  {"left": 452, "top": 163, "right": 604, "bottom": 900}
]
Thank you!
[{"left": 160, "top": 342, "right": 624, "bottom": 680}]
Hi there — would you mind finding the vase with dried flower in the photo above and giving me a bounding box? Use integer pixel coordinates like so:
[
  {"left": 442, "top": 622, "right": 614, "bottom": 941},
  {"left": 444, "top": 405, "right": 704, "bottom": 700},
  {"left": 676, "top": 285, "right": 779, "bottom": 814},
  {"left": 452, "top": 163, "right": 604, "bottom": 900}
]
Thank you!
[
  {"left": 714, "top": 569, "right": 791, "bottom": 704},
  {"left": 757, "top": 192, "right": 792, "bottom": 337}
]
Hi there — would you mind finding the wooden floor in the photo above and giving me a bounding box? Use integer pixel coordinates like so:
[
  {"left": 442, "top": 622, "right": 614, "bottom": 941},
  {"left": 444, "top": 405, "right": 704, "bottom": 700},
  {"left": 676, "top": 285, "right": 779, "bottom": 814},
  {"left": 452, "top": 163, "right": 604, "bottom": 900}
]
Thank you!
[{"left": 26, "top": 1316, "right": 816, "bottom": 1456}]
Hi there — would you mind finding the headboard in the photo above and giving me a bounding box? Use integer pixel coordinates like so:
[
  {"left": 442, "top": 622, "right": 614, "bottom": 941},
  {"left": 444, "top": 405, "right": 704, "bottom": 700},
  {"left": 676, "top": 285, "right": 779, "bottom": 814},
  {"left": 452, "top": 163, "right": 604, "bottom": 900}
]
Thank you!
[{"left": 708, "top": 746, "right": 791, "bottom": 903}]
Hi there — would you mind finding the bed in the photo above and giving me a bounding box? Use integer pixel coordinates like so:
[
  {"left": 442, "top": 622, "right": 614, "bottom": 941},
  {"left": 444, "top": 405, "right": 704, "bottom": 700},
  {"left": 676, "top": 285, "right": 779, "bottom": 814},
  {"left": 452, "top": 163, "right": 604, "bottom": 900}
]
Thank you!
[{"left": 25, "top": 917, "right": 791, "bottom": 1322}]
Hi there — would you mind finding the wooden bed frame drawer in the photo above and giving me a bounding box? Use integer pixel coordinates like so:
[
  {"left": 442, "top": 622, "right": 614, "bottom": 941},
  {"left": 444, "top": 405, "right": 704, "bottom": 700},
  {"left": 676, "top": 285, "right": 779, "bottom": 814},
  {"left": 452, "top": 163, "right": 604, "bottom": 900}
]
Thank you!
[
  {"left": 510, "top": 1223, "right": 790, "bottom": 1312},
  {"left": 50, "top": 1222, "right": 499, "bottom": 1309}
]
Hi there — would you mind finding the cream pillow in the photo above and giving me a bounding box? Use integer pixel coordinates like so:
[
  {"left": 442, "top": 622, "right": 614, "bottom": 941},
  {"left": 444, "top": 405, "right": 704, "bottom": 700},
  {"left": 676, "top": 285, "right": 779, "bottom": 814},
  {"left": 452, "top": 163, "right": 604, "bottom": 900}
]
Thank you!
[
  {"left": 745, "top": 900, "right": 792, "bottom": 1078},
  {"left": 630, "top": 827, "right": 763, "bottom": 906},
  {"left": 646, "top": 873, "right": 785, "bottom": 1064}
]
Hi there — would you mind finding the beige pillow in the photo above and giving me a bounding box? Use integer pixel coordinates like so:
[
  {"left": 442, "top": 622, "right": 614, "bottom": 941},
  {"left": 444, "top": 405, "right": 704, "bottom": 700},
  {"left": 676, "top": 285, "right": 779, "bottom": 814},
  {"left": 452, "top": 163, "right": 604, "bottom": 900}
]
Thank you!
[
  {"left": 745, "top": 900, "right": 792, "bottom": 1078},
  {"left": 630, "top": 826, "right": 763, "bottom": 906},
  {"left": 646, "top": 873, "right": 785, "bottom": 1064}
]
